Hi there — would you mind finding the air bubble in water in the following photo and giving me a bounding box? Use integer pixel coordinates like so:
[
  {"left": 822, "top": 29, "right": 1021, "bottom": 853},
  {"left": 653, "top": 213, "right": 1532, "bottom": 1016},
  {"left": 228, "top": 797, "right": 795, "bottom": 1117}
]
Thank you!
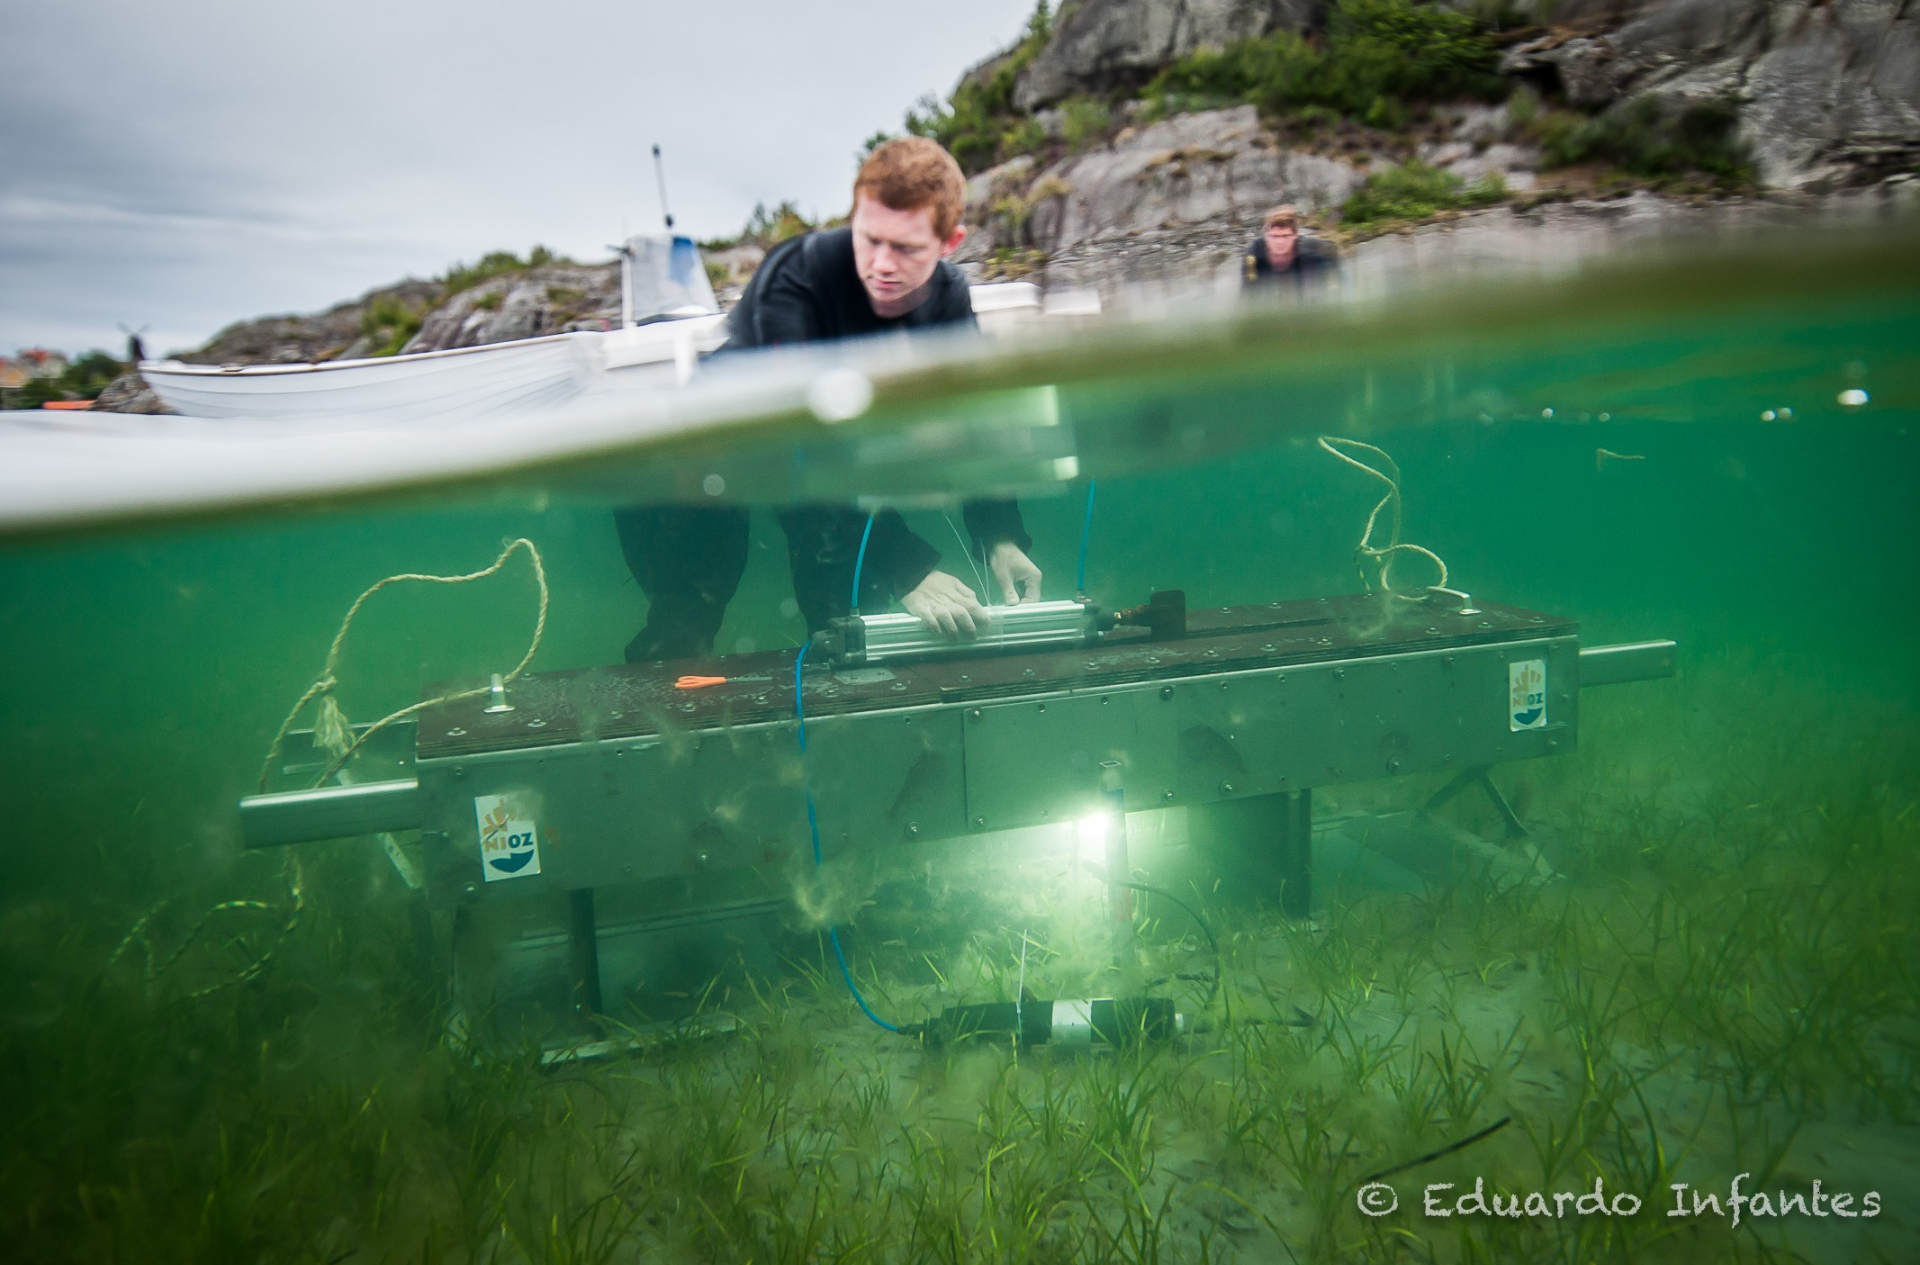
[{"left": 807, "top": 368, "right": 875, "bottom": 422}]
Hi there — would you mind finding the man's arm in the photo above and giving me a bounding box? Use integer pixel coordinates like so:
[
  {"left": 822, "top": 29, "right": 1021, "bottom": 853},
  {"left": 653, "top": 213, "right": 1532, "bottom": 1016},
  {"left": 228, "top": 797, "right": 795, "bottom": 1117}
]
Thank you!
[
  {"left": 861, "top": 511, "right": 989, "bottom": 637},
  {"left": 722, "top": 234, "right": 822, "bottom": 350},
  {"left": 963, "top": 498, "right": 1041, "bottom": 605},
  {"left": 851, "top": 510, "right": 941, "bottom": 604},
  {"left": 740, "top": 258, "right": 821, "bottom": 346}
]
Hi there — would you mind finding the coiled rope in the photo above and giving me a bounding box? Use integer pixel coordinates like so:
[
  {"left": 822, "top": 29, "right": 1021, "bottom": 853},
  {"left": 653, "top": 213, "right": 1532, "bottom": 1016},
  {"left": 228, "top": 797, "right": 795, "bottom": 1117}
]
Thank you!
[
  {"left": 1317, "top": 436, "right": 1449, "bottom": 600},
  {"left": 117, "top": 538, "right": 548, "bottom": 1002},
  {"left": 260, "top": 536, "right": 549, "bottom": 792}
]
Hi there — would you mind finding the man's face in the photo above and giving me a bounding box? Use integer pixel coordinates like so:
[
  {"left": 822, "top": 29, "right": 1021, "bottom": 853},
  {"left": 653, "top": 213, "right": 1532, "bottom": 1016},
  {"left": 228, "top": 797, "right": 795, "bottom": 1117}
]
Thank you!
[
  {"left": 851, "top": 194, "right": 966, "bottom": 317},
  {"left": 1265, "top": 222, "right": 1298, "bottom": 265}
]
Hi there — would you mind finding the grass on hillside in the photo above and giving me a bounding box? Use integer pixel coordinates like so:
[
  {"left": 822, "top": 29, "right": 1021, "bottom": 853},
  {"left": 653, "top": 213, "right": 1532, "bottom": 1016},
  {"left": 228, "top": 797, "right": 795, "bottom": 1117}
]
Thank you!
[
  {"left": 1144, "top": 0, "right": 1506, "bottom": 133},
  {"left": 440, "top": 245, "right": 568, "bottom": 298},
  {"left": 1340, "top": 161, "right": 1508, "bottom": 231}
]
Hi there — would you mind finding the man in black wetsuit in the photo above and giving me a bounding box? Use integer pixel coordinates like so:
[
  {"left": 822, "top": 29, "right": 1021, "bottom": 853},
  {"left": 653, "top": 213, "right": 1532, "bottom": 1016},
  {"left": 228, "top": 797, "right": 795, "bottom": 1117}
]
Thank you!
[
  {"left": 1241, "top": 204, "right": 1337, "bottom": 293},
  {"left": 616, "top": 137, "right": 1043, "bottom": 663}
]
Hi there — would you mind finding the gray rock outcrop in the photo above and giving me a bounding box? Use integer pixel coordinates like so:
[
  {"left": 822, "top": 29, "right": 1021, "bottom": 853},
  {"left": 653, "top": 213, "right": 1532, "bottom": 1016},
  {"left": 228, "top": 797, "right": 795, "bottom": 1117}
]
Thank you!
[
  {"left": 401, "top": 262, "right": 620, "bottom": 354},
  {"left": 1343, "top": 178, "right": 1918, "bottom": 293},
  {"left": 956, "top": 104, "right": 1546, "bottom": 291},
  {"left": 91, "top": 371, "right": 170, "bottom": 415},
  {"left": 1015, "top": 0, "right": 1319, "bottom": 111},
  {"left": 179, "top": 280, "right": 444, "bottom": 366},
  {"left": 1506, "top": 0, "right": 1920, "bottom": 187}
]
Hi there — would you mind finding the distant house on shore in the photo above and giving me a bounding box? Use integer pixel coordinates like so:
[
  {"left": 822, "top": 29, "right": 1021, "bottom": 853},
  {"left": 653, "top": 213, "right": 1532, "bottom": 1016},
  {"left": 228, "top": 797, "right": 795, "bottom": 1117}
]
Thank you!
[{"left": 1, "top": 349, "right": 70, "bottom": 385}]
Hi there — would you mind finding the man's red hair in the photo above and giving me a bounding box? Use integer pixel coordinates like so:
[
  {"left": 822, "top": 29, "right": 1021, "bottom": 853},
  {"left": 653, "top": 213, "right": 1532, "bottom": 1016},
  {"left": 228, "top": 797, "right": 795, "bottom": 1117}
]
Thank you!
[{"left": 853, "top": 138, "right": 966, "bottom": 239}]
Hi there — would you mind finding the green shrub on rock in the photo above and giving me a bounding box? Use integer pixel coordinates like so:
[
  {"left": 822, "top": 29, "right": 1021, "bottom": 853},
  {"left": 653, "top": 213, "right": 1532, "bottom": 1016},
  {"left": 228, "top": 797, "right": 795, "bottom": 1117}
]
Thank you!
[
  {"left": 1146, "top": 0, "right": 1503, "bottom": 128},
  {"left": 905, "top": 1, "right": 1056, "bottom": 172},
  {"left": 1536, "top": 97, "right": 1754, "bottom": 188},
  {"left": 1341, "top": 160, "right": 1506, "bottom": 228},
  {"left": 359, "top": 294, "right": 424, "bottom": 357}
]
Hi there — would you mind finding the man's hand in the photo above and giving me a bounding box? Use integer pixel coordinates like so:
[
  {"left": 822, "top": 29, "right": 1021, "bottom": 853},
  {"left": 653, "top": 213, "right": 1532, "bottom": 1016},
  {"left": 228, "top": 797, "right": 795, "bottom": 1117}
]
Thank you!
[
  {"left": 901, "top": 570, "right": 987, "bottom": 639},
  {"left": 987, "top": 541, "right": 1042, "bottom": 606}
]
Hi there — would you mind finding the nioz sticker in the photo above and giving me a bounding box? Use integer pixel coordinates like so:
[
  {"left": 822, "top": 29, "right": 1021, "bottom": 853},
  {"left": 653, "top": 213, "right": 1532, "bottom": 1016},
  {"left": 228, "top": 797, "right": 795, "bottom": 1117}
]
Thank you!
[
  {"left": 475, "top": 793, "right": 541, "bottom": 881},
  {"left": 1509, "top": 659, "right": 1547, "bottom": 731}
]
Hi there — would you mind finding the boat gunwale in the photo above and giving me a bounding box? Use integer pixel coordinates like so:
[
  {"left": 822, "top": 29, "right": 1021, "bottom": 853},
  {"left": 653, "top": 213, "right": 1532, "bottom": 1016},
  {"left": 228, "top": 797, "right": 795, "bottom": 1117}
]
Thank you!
[{"left": 139, "top": 318, "right": 724, "bottom": 379}]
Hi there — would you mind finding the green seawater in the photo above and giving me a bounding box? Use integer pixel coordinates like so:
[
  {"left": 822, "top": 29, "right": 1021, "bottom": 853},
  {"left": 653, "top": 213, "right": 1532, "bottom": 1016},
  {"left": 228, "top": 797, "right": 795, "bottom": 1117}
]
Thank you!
[{"left": 2, "top": 232, "right": 1917, "bottom": 1262}]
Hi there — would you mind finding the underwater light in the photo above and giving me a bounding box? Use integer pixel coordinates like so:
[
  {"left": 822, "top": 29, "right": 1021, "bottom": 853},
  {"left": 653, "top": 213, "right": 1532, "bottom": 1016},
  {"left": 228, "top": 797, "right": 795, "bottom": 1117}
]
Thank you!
[{"left": 1074, "top": 810, "right": 1109, "bottom": 853}]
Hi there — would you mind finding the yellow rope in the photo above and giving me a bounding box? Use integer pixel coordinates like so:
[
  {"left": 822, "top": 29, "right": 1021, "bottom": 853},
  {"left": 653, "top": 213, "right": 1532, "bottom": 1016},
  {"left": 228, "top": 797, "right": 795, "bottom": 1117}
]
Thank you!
[
  {"left": 1317, "top": 436, "right": 1450, "bottom": 599},
  {"left": 121, "top": 538, "right": 549, "bottom": 1003},
  {"left": 257, "top": 537, "right": 549, "bottom": 791}
]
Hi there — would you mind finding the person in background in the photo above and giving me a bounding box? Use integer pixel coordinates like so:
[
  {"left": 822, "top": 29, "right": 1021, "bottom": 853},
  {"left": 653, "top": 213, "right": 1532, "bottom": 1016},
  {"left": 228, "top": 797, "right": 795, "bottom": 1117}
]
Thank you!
[
  {"left": 1242, "top": 204, "right": 1338, "bottom": 292},
  {"left": 616, "top": 137, "right": 1043, "bottom": 664}
]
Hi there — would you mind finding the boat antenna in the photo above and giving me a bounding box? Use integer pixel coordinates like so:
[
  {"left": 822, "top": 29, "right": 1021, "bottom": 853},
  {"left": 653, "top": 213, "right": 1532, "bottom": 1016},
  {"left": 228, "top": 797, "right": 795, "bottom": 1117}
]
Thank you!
[{"left": 651, "top": 143, "right": 674, "bottom": 232}]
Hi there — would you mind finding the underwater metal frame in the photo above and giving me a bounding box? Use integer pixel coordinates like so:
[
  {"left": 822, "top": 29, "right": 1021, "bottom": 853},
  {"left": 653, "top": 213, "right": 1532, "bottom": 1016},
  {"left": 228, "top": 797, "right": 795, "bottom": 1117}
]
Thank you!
[{"left": 240, "top": 592, "right": 1674, "bottom": 1041}]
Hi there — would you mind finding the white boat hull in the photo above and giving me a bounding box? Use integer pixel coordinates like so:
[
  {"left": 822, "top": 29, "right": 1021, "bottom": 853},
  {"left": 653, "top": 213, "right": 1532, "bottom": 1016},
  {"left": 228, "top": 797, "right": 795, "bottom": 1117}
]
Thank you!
[
  {"left": 137, "top": 285, "right": 1090, "bottom": 423},
  {"left": 141, "top": 319, "right": 730, "bottom": 423}
]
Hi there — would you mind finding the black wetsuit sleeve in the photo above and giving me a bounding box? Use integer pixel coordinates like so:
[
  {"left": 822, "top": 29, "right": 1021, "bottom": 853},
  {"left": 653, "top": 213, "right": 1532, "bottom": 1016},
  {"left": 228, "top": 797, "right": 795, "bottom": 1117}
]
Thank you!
[
  {"left": 742, "top": 260, "right": 819, "bottom": 346},
  {"left": 725, "top": 235, "right": 823, "bottom": 349},
  {"left": 961, "top": 498, "right": 1031, "bottom": 557},
  {"left": 860, "top": 509, "right": 943, "bottom": 600}
]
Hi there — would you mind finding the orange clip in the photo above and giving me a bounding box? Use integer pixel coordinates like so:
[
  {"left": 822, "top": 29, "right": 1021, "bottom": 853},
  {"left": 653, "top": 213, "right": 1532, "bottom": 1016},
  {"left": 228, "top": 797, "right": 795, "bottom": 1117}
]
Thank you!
[{"left": 675, "top": 675, "right": 728, "bottom": 689}]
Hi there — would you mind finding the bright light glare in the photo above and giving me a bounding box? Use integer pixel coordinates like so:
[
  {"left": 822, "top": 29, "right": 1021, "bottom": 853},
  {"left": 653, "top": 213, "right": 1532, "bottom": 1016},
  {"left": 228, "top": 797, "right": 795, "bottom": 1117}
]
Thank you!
[
  {"left": 1075, "top": 812, "right": 1109, "bottom": 846},
  {"left": 1074, "top": 812, "right": 1114, "bottom": 869}
]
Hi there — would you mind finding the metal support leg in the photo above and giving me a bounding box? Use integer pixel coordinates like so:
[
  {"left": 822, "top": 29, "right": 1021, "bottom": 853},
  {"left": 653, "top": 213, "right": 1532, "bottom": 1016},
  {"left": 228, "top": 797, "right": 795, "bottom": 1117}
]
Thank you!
[
  {"left": 1278, "top": 789, "right": 1313, "bottom": 919},
  {"left": 1101, "top": 789, "right": 1133, "bottom": 960},
  {"left": 1186, "top": 789, "right": 1314, "bottom": 920},
  {"left": 1420, "top": 766, "right": 1527, "bottom": 840},
  {"left": 566, "top": 888, "right": 603, "bottom": 1016},
  {"left": 407, "top": 895, "right": 438, "bottom": 1001}
]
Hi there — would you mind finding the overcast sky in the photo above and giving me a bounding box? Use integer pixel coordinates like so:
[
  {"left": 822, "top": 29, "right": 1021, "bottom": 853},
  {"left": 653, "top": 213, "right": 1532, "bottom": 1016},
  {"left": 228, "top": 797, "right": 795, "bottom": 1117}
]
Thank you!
[{"left": 1, "top": 1, "right": 1035, "bottom": 358}]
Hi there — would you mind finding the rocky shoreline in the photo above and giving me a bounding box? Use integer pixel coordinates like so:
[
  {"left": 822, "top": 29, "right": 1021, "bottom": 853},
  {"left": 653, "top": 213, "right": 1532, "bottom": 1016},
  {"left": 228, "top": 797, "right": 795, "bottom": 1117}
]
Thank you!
[{"left": 93, "top": 0, "right": 1918, "bottom": 413}]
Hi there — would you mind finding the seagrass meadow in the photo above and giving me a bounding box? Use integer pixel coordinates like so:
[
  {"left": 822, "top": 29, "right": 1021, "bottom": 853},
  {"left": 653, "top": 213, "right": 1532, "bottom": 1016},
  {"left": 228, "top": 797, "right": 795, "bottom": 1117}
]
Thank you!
[{"left": 1, "top": 231, "right": 1916, "bottom": 1262}]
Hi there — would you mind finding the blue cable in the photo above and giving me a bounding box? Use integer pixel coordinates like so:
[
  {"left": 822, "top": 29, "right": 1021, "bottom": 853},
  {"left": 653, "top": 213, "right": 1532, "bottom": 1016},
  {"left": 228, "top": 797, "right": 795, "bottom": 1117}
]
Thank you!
[
  {"left": 793, "top": 638, "right": 899, "bottom": 1031},
  {"left": 849, "top": 512, "right": 876, "bottom": 614},
  {"left": 1076, "top": 479, "right": 1097, "bottom": 596}
]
